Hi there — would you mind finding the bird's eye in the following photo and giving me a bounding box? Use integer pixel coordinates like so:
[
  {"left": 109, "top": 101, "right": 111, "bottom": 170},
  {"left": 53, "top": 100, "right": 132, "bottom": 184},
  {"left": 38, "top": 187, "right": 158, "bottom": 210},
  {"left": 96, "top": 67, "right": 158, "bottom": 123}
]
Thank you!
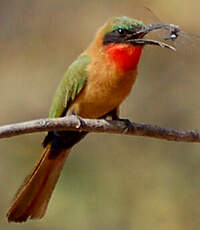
[{"left": 117, "top": 28, "right": 125, "bottom": 35}]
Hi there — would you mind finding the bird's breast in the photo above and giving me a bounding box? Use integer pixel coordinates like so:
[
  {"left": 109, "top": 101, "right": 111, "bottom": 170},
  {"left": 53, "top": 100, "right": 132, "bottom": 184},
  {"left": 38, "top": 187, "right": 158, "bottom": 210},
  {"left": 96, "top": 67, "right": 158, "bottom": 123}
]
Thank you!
[
  {"left": 105, "top": 43, "right": 142, "bottom": 72},
  {"left": 69, "top": 49, "right": 138, "bottom": 118}
]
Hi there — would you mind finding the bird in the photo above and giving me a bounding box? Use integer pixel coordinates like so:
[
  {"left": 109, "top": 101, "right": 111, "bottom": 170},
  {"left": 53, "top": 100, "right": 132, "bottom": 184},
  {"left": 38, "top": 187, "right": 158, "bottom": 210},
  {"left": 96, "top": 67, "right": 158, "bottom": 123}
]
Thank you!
[{"left": 7, "top": 16, "right": 174, "bottom": 222}]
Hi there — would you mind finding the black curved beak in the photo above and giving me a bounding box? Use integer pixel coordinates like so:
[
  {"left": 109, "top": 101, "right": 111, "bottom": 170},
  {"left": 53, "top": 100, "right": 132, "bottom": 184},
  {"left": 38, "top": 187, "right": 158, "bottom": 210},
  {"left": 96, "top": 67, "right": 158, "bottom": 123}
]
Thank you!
[
  {"left": 127, "top": 23, "right": 180, "bottom": 51},
  {"left": 130, "top": 38, "right": 176, "bottom": 51}
]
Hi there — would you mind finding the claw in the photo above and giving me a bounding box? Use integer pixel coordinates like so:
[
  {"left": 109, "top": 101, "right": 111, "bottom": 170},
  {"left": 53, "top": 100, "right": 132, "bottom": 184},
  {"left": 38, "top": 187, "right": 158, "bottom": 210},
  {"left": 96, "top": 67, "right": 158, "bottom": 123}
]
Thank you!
[
  {"left": 117, "top": 118, "right": 132, "bottom": 133},
  {"left": 70, "top": 112, "right": 83, "bottom": 130}
]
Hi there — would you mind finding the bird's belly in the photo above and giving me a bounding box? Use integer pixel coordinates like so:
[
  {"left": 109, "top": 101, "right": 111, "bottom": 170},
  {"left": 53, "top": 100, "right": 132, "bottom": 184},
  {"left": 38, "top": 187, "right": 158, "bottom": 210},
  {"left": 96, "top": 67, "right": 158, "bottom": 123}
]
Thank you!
[
  {"left": 73, "top": 94, "right": 121, "bottom": 118},
  {"left": 69, "top": 70, "right": 137, "bottom": 118},
  {"left": 70, "top": 93, "right": 122, "bottom": 118}
]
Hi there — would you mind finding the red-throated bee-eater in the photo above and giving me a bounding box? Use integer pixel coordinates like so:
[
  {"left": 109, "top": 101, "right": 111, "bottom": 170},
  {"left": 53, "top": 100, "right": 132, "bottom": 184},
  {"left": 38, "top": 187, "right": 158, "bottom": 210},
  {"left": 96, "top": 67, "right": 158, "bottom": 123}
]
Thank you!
[{"left": 7, "top": 16, "right": 175, "bottom": 222}]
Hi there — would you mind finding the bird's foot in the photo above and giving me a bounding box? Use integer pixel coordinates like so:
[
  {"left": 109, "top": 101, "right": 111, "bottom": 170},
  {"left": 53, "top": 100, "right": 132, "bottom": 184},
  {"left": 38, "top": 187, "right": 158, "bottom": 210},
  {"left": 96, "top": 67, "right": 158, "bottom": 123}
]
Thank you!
[
  {"left": 116, "top": 118, "right": 132, "bottom": 133},
  {"left": 70, "top": 112, "right": 84, "bottom": 131}
]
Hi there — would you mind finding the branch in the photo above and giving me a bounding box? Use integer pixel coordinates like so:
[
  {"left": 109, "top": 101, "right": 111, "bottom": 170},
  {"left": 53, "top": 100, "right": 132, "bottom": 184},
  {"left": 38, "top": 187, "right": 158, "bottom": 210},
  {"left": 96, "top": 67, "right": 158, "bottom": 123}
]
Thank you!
[{"left": 0, "top": 116, "right": 200, "bottom": 143}]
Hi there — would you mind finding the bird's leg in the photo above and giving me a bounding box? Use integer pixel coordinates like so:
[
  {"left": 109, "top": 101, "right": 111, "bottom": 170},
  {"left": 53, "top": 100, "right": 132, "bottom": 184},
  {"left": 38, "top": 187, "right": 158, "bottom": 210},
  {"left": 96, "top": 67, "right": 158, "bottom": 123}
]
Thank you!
[
  {"left": 117, "top": 118, "right": 133, "bottom": 133},
  {"left": 53, "top": 111, "right": 83, "bottom": 138},
  {"left": 101, "top": 107, "right": 120, "bottom": 120},
  {"left": 69, "top": 111, "right": 84, "bottom": 130},
  {"left": 101, "top": 108, "right": 132, "bottom": 133}
]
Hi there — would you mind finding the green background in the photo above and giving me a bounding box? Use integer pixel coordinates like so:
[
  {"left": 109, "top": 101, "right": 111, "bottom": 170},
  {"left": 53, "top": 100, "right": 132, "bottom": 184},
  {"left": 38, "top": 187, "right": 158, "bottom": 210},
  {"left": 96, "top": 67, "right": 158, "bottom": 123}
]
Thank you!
[{"left": 0, "top": 0, "right": 200, "bottom": 229}]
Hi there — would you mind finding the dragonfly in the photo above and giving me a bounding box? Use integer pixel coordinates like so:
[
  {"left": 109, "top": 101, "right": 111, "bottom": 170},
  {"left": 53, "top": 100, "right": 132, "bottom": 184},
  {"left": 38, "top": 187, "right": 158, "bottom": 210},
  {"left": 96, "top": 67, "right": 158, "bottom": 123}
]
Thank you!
[
  {"left": 141, "top": 7, "right": 200, "bottom": 52},
  {"left": 130, "top": 23, "right": 181, "bottom": 51},
  {"left": 124, "top": 8, "right": 187, "bottom": 52}
]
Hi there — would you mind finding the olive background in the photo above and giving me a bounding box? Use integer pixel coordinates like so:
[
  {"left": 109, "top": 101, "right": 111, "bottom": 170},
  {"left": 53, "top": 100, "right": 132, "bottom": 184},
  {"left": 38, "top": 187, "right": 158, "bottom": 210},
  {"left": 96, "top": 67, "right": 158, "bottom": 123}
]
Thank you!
[{"left": 0, "top": 0, "right": 200, "bottom": 229}]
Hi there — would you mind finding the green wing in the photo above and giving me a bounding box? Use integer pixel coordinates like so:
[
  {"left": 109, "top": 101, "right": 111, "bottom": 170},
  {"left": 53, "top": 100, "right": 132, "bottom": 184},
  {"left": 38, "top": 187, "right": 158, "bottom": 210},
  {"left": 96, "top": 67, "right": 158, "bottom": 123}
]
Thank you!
[{"left": 49, "top": 54, "right": 90, "bottom": 118}]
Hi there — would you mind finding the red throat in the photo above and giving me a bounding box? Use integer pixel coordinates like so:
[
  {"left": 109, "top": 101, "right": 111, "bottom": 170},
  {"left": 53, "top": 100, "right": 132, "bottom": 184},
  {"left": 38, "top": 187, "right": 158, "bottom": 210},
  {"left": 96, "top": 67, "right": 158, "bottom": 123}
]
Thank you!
[{"left": 105, "top": 43, "right": 143, "bottom": 72}]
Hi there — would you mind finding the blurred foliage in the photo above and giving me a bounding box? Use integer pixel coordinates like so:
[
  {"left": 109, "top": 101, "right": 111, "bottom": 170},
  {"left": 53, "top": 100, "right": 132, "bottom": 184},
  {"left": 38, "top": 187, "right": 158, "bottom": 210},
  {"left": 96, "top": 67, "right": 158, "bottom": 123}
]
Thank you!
[{"left": 0, "top": 0, "right": 200, "bottom": 229}]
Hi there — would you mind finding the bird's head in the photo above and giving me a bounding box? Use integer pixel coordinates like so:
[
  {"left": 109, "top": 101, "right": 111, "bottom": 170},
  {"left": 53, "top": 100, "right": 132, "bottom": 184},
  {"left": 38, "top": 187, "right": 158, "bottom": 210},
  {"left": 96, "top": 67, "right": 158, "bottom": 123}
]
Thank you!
[
  {"left": 102, "top": 16, "right": 175, "bottom": 49},
  {"left": 90, "top": 16, "right": 175, "bottom": 71},
  {"left": 103, "top": 16, "right": 147, "bottom": 45}
]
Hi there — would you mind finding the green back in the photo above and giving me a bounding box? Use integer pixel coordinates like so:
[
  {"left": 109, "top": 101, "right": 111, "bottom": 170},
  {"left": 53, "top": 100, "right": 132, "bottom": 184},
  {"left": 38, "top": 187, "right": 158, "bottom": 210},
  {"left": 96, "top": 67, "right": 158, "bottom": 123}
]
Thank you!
[{"left": 49, "top": 54, "right": 90, "bottom": 118}]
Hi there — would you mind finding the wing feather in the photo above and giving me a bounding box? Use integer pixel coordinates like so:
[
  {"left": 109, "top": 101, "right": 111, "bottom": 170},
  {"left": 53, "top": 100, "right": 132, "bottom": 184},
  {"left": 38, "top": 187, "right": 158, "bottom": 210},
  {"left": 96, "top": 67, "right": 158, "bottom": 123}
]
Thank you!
[{"left": 49, "top": 54, "right": 90, "bottom": 118}]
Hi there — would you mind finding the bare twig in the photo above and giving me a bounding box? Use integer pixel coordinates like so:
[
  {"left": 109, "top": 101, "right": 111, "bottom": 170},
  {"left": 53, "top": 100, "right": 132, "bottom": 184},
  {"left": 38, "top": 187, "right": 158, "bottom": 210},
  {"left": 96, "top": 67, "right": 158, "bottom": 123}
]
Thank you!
[{"left": 0, "top": 116, "right": 200, "bottom": 143}]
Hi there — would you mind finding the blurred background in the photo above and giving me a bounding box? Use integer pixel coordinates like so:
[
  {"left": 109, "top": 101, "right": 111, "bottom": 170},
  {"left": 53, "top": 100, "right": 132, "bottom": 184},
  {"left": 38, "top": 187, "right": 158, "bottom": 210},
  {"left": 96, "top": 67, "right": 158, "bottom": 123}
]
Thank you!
[{"left": 0, "top": 0, "right": 200, "bottom": 229}]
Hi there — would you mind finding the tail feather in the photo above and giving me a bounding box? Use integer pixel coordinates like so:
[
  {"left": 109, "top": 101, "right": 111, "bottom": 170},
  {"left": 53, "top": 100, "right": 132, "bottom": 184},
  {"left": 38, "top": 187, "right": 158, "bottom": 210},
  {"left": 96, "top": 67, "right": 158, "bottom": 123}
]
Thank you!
[{"left": 7, "top": 144, "right": 70, "bottom": 222}]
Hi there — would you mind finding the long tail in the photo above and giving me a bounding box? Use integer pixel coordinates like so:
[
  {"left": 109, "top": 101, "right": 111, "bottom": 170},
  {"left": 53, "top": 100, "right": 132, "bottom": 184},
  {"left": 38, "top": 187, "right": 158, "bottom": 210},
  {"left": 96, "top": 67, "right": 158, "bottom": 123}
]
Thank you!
[{"left": 7, "top": 144, "right": 70, "bottom": 222}]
